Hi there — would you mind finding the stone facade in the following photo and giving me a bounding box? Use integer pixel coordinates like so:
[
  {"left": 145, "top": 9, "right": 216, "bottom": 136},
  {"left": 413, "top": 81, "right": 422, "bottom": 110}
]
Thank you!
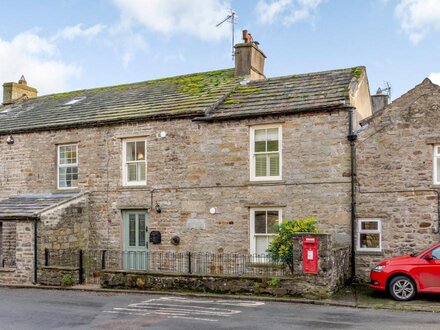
[
  {"left": 356, "top": 79, "right": 440, "bottom": 281},
  {"left": 0, "top": 110, "right": 355, "bottom": 260}
]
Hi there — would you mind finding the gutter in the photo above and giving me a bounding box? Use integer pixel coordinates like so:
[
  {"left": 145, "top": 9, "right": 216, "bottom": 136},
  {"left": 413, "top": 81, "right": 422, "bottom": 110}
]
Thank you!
[{"left": 347, "top": 107, "right": 357, "bottom": 283}]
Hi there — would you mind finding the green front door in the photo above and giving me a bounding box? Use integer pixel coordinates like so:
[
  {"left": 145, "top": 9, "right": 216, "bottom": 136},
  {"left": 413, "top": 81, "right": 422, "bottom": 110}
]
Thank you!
[{"left": 123, "top": 210, "right": 148, "bottom": 270}]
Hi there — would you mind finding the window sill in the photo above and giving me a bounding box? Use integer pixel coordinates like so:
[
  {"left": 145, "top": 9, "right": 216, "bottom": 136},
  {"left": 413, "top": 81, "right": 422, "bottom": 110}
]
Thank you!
[
  {"left": 356, "top": 250, "right": 384, "bottom": 256},
  {"left": 247, "top": 180, "right": 285, "bottom": 186}
]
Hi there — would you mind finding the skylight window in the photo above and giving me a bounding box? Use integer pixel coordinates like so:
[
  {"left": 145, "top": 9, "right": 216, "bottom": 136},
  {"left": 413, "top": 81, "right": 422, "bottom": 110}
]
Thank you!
[
  {"left": 0, "top": 108, "right": 11, "bottom": 114},
  {"left": 64, "top": 96, "right": 86, "bottom": 106}
]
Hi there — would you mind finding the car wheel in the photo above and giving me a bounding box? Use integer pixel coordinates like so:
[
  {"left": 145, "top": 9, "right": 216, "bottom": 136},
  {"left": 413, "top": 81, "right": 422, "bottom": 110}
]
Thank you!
[{"left": 388, "top": 276, "right": 416, "bottom": 301}]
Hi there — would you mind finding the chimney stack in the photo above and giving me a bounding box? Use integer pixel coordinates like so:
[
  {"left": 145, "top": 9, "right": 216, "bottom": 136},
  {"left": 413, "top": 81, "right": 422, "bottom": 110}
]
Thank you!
[
  {"left": 3, "top": 75, "right": 37, "bottom": 105},
  {"left": 370, "top": 88, "right": 389, "bottom": 114},
  {"left": 234, "top": 30, "right": 266, "bottom": 80}
]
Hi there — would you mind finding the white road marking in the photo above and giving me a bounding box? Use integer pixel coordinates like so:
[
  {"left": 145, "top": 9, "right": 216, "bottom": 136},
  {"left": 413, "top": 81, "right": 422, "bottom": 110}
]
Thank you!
[
  {"left": 169, "top": 316, "right": 218, "bottom": 322},
  {"left": 104, "top": 296, "right": 264, "bottom": 322}
]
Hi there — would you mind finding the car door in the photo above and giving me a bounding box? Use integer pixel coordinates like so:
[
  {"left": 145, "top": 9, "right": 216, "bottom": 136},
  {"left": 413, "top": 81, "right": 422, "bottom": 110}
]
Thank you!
[{"left": 416, "top": 246, "right": 440, "bottom": 293}]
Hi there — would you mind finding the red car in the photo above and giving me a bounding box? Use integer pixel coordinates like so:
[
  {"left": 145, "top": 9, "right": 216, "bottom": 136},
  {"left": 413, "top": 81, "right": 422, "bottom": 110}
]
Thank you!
[{"left": 370, "top": 242, "right": 440, "bottom": 301}]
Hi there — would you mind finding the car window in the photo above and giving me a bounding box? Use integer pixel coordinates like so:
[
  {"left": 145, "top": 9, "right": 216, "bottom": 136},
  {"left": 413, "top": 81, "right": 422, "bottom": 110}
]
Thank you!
[{"left": 430, "top": 247, "right": 440, "bottom": 259}]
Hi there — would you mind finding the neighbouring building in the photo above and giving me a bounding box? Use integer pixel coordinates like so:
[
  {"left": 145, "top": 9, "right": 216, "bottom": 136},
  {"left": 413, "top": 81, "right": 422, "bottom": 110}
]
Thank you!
[
  {"left": 0, "top": 32, "right": 373, "bottom": 285},
  {"left": 356, "top": 78, "right": 440, "bottom": 281}
]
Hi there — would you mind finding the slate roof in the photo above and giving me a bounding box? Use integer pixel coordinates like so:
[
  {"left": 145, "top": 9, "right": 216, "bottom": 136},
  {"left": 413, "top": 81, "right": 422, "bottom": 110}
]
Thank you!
[
  {"left": 0, "top": 69, "right": 240, "bottom": 134},
  {"left": 204, "top": 67, "right": 363, "bottom": 120},
  {"left": 0, "top": 193, "right": 82, "bottom": 220},
  {"left": 0, "top": 66, "right": 363, "bottom": 133}
]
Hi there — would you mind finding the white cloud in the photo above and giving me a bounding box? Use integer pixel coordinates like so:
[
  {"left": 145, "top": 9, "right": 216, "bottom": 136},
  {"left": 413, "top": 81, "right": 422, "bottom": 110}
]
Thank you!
[
  {"left": 395, "top": 0, "right": 440, "bottom": 44},
  {"left": 107, "top": 22, "right": 149, "bottom": 68},
  {"left": 53, "top": 23, "right": 106, "bottom": 41},
  {"left": 256, "top": 0, "right": 323, "bottom": 25},
  {"left": 112, "top": 0, "right": 230, "bottom": 41},
  {"left": 0, "top": 31, "right": 81, "bottom": 99},
  {"left": 429, "top": 72, "right": 440, "bottom": 86}
]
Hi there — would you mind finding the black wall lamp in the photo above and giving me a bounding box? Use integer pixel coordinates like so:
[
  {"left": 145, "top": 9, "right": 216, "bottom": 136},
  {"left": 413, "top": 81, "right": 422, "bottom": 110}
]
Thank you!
[
  {"left": 155, "top": 202, "right": 162, "bottom": 213},
  {"left": 6, "top": 135, "right": 14, "bottom": 145}
]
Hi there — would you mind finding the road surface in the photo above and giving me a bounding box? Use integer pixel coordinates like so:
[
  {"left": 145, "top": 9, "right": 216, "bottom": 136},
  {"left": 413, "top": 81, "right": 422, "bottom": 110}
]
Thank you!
[{"left": 0, "top": 288, "right": 438, "bottom": 329}]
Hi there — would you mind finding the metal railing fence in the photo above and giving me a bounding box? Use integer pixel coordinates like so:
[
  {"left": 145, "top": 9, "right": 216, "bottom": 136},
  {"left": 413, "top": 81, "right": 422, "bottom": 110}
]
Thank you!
[{"left": 44, "top": 249, "right": 289, "bottom": 284}]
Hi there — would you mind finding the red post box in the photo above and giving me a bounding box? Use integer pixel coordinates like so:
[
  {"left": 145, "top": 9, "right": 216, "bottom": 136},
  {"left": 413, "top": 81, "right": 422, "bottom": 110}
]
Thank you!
[{"left": 302, "top": 236, "right": 318, "bottom": 274}]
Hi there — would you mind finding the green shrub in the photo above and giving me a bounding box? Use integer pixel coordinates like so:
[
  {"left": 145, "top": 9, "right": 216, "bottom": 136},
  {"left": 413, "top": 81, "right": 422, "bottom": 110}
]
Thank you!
[
  {"left": 267, "top": 277, "right": 281, "bottom": 288},
  {"left": 61, "top": 274, "right": 74, "bottom": 286},
  {"left": 136, "top": 277, "right": 145, "bottom": 289},
  {"left": 267, "top": 217, "right": 319, "bottom": 273}
]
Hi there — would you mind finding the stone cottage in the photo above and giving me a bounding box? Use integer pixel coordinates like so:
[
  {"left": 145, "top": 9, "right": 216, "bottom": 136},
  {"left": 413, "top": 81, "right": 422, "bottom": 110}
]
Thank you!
[
  {"left": 0, "top": 34, "right": 373, "bottom": 284},
  {"left": 355, "top": 78, "right": 440, "bottom": 281}
]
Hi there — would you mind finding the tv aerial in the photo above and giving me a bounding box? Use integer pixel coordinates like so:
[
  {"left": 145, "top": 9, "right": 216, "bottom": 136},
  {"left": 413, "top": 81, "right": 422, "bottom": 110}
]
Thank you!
[
  {"left": 216, "top": 9, "right": 237, "bottom": 60},
  {"left": 377, "top": 81, "right": 392, "bottom": 100}
]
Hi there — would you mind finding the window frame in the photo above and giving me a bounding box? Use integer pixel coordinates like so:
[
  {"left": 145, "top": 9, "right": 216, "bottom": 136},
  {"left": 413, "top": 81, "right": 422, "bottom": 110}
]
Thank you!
[
  {"left": 249, "top": 208, "right": 282, "bottom": 255},
  {"left": 249, "top": 125, "right": 282, "bottom": 181},
  {"left": 57, "top": 143, "right": 78, "bottom": 190},
  {"left": 122, "top": 138, "right": 147, "bottom": 186},
  {"left": 433, "top": 145, "right": 440, "bottom": 185},
  {"left": 357, "top": 218, "right": 382, "bottom": 252}
]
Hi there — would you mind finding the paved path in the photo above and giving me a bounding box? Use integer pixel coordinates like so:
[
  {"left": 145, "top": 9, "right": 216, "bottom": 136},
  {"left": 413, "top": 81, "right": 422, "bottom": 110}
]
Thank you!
[{"left": 0, "top": 288, "right": 439, "bottom": 329}]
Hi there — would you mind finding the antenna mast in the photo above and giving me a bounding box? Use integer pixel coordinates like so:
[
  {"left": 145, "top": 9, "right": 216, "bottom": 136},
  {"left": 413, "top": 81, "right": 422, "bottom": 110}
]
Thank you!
[
  {"left": 382, "top": 81, "right": 392, "bottom": 100},
  {"left": 216, "top": 9, "right": 237, "bottom": 60}
]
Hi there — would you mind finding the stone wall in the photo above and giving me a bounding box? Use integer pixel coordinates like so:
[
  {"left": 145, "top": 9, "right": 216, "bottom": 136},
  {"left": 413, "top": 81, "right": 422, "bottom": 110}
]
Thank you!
[
  {"left": 39, "top": 195, "right": 90, "bottom": 251},
  {"left": 39, "top": 266, "right": 79, "bottom": 286},
  {"left": 0, "top": 110, "right": 353, "bottom": 257},
  {"left": 0, "top": 221, "right": 16, "bottom": 267},
  {"left": 101, "top": 234, "right": 350, "bottom": 298},
  {"left": 0, "top": 221, "right": 35, "bottom": 284},
  {"left": 356, "top": 79, "right": 440, "bottom": 281}
]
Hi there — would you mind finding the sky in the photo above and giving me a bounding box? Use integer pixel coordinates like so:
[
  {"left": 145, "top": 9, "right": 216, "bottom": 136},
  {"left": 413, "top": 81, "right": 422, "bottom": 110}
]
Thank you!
[{"left": 0, "top": 0, "right": 439, "bottom": 101}]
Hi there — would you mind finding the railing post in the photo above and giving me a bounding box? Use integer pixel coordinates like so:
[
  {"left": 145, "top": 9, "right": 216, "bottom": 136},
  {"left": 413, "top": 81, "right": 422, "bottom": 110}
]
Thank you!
[
  {"left": 187, "top": 252, "right": 192, "bottom": 274},
  {"left": 44, "top": 248, "right": 49, "bottom": 267},
  {"left": 79, "top": 249, "right": 84, "bottom": 284},
  {"left": 101, "top": 250, "right": 106, "bottom": 270}
]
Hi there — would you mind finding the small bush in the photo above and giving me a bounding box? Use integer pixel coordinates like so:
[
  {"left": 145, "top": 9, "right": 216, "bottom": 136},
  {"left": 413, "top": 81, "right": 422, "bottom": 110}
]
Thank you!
[
  {"left": 136, "top": 277, "right": 145, "bottom": 289},
  {"left": 268, "top": 217, "right": 319, "bottom": 273},
  {"left": 61, "top": 274, "right": 74, "bottom": 286},
  {"left": 267, "top": 277, "right": 281, "bottom": 288}
]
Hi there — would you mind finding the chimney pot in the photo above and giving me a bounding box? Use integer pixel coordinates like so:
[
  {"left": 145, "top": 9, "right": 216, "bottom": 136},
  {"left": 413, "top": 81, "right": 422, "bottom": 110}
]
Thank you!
[{"left": 18, "top": 75, "right": 27, "bottom": 85}]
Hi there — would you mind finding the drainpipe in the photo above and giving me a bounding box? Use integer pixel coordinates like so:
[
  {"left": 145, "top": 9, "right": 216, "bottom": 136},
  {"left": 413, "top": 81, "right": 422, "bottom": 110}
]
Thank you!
[
  {"left": 347, "top": 107, "right": 358, "bottom": 283},
  {"left": 33, "top": 219, "right": 38, "bottom": 284}
]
